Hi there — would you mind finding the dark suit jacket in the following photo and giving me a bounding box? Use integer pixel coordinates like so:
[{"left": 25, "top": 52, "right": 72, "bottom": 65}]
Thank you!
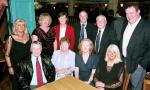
[
  {"left": 120, "top": 19, "right": 150, "bottom": 73},
  {"left": 53, "top": 24, "right": 75, "bottom": 51},
  {"left": 17, "top": 55, "right": 55, "bottom": 90},
  {"left": 94, "top": 26, "right": 118, "bottom": 61},
  {"left": 74, "top": 22, "right": 97, "bottom": 53}
]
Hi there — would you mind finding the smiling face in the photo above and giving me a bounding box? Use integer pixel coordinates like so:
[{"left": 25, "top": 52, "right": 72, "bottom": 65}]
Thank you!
[
  {"left": 79, "top": 11, "right": 88, "bottom": 23},
  {"left": 96, "top": 15, "right": 107, "bottom": 29},
  {"left": 81, "top": 40, "right": 90, "bottom": 54},
  {"left": 31, "top": 43, "right": 42, "bottom": 57},
  {"left": 125, "top": 6, "right": 140, "bottom": 24},
  {"left": 60, "top": 41, "right": 69, "bottom": 52},
  {"left": 15, "top": 21, "right": 25, "bottom": 32},
  {"left": 107, "top": 48, "right": 117, "bottom": 61},
  {"left": 58, "top": 15, "right": 67, "bottom": 25},
  {"left": 39, "top": 18, "right": 50, "bottom": 27}
]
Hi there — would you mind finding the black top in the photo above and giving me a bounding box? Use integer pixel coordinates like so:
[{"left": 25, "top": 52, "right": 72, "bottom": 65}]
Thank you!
[
  {"left": 95, "top": 60, "right": 124, "bottom": 90},
  {"left": 75, "top": 54, "right": 98, "bottom": 81},
  {"left": 10, "top": 36, "right": 31, "bottom": 71},
  {"left": 32, "top": 27, "right": 56, "bottom": 58}
]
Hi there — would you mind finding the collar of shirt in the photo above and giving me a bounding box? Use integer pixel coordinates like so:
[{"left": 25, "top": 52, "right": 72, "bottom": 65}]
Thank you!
[
  {"left": 80, "top": 22, "right": 87, "bottom": 28},
  {"left": 30, "top": 55, "right": 47, "bottom": 85},
  {"left": 98, "top": 27, "right": 105, "bottom": 35},
  {"left": 128, "top": 16, "right": 141, "bottom": 28}
]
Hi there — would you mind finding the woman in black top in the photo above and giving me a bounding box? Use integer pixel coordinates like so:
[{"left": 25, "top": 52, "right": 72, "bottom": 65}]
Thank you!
[
  {"left": 94, "top": 44, "right": 124, "bottom": 90},
  {"left": 5, "top": 19, "right": 31, "bottom": 90}
]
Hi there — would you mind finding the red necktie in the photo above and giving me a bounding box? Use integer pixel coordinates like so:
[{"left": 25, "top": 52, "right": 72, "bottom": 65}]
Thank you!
[{"left": 36, "top": 57, "right": 43, "bottom": 87}]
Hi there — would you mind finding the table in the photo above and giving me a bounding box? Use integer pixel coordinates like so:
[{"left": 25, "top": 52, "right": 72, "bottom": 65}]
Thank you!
[
  {"left": 35, "top": 76, "right": 97, "bottom": 90},
  {"left": 143, "top": 79, "right": 150, "bottom": 90}
]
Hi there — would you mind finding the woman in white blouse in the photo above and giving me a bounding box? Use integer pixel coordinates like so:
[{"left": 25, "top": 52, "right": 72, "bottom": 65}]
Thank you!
[{"left": 51, "top": 37, "right": 75, "bottom": 80}]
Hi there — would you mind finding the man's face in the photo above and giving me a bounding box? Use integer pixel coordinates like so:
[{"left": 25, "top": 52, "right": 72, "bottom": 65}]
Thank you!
[
  {"left": 31, "top": 44, "right": 42, "bottom": 57},
  {"left": 96, "top": 16, "right": 107, "bottom": 29},
  {"left": 125, "top": 6, "right": 140, "bottom": 24},
  {"left": 79, "top": 11, "right": 88, "bottom": 23}
]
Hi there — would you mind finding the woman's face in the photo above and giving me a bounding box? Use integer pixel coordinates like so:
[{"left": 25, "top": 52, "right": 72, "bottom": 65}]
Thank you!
[
  {"left": 39, "top": 18, "right": 49, "bottom": 27},
  {"left": 58, "top": 15, "right": 67, "bottom": 25},
  {"left": 81, "top": 41, "right": 90, "bottom": 53},
  {"left": 15, "top": 22, "right": 25, "bottom": 32},
  {"left": 107, "top": 49, "right": 117, "bottom": 61},
  {"left": 60, "top": 41, "right": 69, "bottom": 52}
]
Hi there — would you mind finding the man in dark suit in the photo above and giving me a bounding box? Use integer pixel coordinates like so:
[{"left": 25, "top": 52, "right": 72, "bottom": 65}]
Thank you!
[
  {"left": 121, "top": 3, "right": 150, "bottom": 90},
  {"left": 74, "top": 10, "right": 97, "bottom": 53},
  {"left": 17, "top": 41, "right": 55, "bottom": 90},
  {"left": 94, "top": 15, "right": 118, "bottom": 61}
]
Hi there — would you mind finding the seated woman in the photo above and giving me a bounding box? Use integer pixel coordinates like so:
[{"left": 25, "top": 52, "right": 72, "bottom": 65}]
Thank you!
[
  {"left": 75, "top": 38, "right": 99, "bottom": 84},
  {"left": 51, "top": 37, "right": 75, "bottom": 80},
  {"left": 94, "top": 44, "right": 124, "bottom": 90}
]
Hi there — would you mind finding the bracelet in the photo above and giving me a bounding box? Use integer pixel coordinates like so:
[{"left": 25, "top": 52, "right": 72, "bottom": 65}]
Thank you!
[{"left": 8, "top": 66, "right": 12, "bottom": 68}]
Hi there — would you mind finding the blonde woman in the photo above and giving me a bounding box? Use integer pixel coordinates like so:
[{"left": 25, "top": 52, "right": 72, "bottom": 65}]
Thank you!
[
  {"left": 32, "top": 13, "right": 57, "bottom": 59},
  {"left": 94, "top": 44, "right": 124, "bottom": 90},
  {"left": 75, "top": 38, "right": 98, "bottom": 84},
  {"left": 5, "top": 19, "right": 31, "bottom": 90}
]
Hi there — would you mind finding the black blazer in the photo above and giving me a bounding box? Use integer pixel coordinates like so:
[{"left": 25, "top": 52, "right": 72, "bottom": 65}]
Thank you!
[
  {"left": 16, "top": 55, "right": 55, "bottom": 90},
  {"left": 94, "top": 26, "right": 118, "bottom": 61},
  {"left": 120, "top": 19, "right": 150, "bottom": 73},
  {"left": 74, "top": 22, "right": 97, "bottom": 53}
]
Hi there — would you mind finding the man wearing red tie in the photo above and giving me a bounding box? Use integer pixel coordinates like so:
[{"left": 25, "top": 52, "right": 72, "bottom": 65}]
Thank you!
[{"left": 17, "top": 41, "right": 55, "bottom": 90}]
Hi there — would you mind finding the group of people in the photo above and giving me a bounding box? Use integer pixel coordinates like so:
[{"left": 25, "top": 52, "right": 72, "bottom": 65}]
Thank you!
[{"left": 4, "top": 3, "right": 150, "bottom": 90}]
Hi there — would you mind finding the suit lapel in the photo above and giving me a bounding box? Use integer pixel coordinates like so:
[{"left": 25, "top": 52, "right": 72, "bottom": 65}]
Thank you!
[
  {"left": 99, "top": 27, "right": 108, "bottom": 48},
  {"left": 86, "top": 23, "right": 90, "bottom": 37}
]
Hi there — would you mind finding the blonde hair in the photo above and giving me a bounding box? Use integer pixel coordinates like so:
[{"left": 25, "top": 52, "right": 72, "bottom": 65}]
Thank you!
[
  {"left": 38, "top": 13, "right": 52, "bottom": 26},
  {"left": 105, "top": 44, "right": 122, "bottom": 64},
  {"left": 78, "top": 38, "right": 94, "bottom": 56},
  {"left": 12, "top": 19, "right": 28, "bottom": 35}
]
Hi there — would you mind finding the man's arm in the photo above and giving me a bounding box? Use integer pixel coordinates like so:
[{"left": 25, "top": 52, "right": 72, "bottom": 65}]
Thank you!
[{"left": 17, "top": 63, "right": 31, "bottom": 90}]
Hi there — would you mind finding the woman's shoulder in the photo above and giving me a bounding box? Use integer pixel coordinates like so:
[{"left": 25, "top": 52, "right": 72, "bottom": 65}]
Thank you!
[
  {"left": 115, "top": 61, "right": 124, "bottom": 68},
  {"left": 90, "top": 54, "right": 98, "bottom": 58},
  {"left": 68, "top": 50, "right": 75, "bottom": 55},
  {"left": 53, "top": 50, "right": 61, "bottom": 54},
  {"left": 75, "top": 54, "right": 82, "bottom": 59}
]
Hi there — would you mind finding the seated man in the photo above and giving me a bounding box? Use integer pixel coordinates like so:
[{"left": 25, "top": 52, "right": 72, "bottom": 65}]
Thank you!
[{"left": 17, "top": 41, "right": 55, "bottom": 90}]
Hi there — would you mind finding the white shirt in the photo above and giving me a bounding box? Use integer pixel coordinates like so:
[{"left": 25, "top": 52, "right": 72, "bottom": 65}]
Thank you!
[
  {"left": 122, "top": 16, "right": 141, "bottom": 57},
  {"left": 30, "top": 55, "right": 47, "bottom": 86},
  {"left": 59, "top": 25, "right": 66, "bottom": 40},
  {"left": 80, "top": 22, "right": 87, "bottom": 38},
  {"left": 51, "top": 50, "right": 75, "bottom": 80}
]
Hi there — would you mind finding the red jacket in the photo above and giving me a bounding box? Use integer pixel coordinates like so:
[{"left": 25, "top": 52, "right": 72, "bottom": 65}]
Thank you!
[{"left": 53, "top": 24, "right": 75, "bottom": 51}]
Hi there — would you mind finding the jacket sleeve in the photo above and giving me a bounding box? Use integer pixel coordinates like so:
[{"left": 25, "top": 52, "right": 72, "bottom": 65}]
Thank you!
[
  {"left": 16, "top": 63, "right": 31, "bottom": 90},
  {"left": 139, "top": 21, "right": 150, "bottom": 69}
]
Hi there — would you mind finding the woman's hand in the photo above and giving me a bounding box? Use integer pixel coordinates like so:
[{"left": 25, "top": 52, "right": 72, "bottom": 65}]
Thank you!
[
  {"left": 95, "top": 81, "right": 105, "bottom": 88},
  {"left": 8, "top": 67, "right": 14, "bottom": 75}
]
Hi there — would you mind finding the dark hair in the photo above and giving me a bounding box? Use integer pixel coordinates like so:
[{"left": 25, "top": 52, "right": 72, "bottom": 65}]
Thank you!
[
  {"left": 58, "top": 12, "right": 68, "bottom": 18},
  {"left": 124, "top": 3, "right": 140, "bottom": 11},
  {"left": 32, "top": 41, "right": 42, "bottom": 46}
]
